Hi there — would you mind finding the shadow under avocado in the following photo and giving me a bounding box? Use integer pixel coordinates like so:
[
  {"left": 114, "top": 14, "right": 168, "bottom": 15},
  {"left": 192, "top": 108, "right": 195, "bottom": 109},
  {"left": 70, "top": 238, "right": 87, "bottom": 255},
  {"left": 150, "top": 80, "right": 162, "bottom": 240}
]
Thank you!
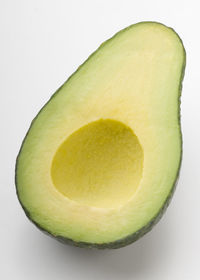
[{"left": 18, "top": 215, "right": 172, "bottom": 279}]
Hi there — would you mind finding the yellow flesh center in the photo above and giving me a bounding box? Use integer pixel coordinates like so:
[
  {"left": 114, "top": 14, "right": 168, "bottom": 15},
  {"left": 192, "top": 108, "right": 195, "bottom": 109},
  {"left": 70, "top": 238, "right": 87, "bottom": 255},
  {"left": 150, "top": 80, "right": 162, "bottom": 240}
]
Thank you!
[{"left": 51, "top": 119, "right": 144, "bottom": 208}]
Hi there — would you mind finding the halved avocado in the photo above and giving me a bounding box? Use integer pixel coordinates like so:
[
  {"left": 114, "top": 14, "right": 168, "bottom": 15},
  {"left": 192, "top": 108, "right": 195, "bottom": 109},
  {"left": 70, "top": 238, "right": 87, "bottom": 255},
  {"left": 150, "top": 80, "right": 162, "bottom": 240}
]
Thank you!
[{"left": 16, "top": 22, "right": 186, "bottom": 249}]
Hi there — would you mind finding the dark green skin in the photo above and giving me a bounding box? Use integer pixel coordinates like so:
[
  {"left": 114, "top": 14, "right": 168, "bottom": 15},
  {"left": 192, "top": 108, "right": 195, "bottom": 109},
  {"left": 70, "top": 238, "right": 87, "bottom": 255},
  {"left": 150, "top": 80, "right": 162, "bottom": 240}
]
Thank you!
[{"left": 15, "top": 22, "right": 186, "bottom": 249}]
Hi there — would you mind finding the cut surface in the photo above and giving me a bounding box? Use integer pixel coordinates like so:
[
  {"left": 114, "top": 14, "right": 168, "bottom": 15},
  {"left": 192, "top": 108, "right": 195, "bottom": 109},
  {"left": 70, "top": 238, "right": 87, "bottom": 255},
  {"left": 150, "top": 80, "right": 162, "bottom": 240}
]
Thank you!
[
  {"left": 51, "top": 119, "right": 143, "bottom": 208},
  {"left": 16, "top": 22, "right": 185, "bottom": 247}
]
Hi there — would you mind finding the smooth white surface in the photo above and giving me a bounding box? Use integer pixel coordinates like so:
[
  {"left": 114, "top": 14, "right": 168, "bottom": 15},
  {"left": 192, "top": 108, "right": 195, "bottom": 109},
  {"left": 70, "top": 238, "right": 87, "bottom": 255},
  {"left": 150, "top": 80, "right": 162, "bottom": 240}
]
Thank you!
[{"left": 0, "top": 0, "right": 199, "bottom": 279}]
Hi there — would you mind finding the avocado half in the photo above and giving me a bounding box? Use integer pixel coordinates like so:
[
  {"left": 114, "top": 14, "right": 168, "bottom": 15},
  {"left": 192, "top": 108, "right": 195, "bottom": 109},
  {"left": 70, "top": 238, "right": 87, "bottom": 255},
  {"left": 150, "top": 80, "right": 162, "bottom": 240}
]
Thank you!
[{"left": 16, "top": 22, "right": 186, "bottom": 249}]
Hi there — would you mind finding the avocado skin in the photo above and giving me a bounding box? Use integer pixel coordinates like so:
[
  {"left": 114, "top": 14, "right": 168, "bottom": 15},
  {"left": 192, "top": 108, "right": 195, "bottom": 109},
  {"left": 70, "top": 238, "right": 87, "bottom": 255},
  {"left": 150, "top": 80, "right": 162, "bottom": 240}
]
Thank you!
[{"left": 15, "top": 22, "right": 186, "bottom": 249}]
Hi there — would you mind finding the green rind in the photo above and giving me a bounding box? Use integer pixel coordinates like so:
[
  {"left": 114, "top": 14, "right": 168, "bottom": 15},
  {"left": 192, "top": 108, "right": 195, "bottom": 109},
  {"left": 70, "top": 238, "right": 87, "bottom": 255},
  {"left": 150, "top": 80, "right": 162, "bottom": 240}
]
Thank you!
[{"left": 15, "top": 21, "right": 186, "bottom": 249}]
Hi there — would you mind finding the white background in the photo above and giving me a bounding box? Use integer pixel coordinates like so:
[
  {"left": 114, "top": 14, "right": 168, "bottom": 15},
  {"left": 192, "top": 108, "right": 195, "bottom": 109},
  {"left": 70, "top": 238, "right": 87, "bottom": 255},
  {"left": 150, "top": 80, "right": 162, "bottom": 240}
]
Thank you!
[{"left": 0, "top": 0, "right": 199, "bottom": 279}]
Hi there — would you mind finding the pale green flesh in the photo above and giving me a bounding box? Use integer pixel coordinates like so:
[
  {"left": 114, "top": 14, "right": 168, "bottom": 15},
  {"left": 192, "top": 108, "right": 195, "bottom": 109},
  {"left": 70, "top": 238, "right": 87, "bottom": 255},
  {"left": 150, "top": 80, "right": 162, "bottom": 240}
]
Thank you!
[{"left": 16, "top": 22, "right": 185, "bottom": 245}]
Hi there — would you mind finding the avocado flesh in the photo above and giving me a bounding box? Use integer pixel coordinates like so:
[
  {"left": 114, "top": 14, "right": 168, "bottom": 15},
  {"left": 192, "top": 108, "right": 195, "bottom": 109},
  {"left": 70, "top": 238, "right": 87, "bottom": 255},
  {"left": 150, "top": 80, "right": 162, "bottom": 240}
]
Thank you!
[{"left": 16, "top": 22, "right": 185, "bottom": 248}]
